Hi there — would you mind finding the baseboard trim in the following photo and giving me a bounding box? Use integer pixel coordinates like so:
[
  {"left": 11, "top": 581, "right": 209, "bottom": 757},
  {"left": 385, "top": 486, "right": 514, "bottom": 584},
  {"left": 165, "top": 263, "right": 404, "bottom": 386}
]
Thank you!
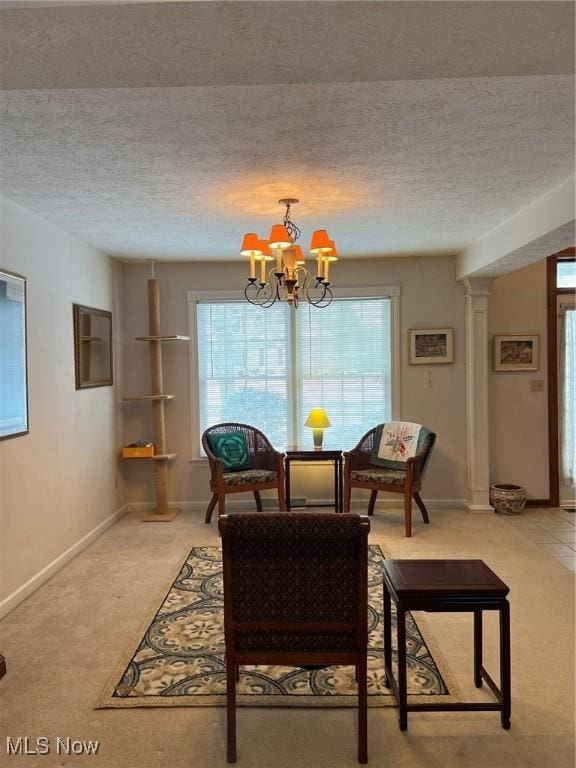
[
  {"left": 126, "top": 500, "right": 283, "bottom": 513},
  {"left": 0, "top": 503, "right": 128, "bottom": 621},
  {"left": 365, "top": 498, "right": 466, "bottom": 510},
  {"left": 126, "top": 498, "right": 466, "bottom": 513},
  {"left": 464, "top": 502, "right": 495, "bottom": 514},
  {"left": 560, "top": 500, "right": 576, "bottom": 510},
  {"left": 526, "top": 499, "right": 552, "bottom": 508}
]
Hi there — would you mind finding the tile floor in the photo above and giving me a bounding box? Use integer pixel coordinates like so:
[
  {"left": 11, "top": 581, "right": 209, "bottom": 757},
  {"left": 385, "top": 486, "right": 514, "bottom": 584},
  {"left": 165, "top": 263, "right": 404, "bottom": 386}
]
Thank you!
[{"left": 500, "top": 506, "right": 576, "bottom": 572}]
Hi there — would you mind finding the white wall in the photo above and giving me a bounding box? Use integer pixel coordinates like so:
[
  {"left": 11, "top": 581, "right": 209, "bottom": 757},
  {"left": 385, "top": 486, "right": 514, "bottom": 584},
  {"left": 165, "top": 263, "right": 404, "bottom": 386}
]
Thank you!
[
  {"left": 120, "top": 255, "right": 467, "bottom": 508},
  {"left": 489, "top": 259, "right": 548, "bottom": 499},
  {"left": 0, "top": 197, "right": 125, "bottom": 616}
]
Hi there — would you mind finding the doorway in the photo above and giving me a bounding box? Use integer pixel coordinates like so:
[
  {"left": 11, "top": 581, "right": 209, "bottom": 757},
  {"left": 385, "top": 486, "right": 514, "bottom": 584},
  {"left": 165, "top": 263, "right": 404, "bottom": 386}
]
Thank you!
[{"left": 547, "top": 250, "right": 576, "bottom": 509}]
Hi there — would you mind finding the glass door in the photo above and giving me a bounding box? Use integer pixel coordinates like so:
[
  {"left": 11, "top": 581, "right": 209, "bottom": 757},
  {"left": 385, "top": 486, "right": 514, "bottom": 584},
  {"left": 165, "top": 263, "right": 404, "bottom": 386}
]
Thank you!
[{"left": 557, "top": 259, "right": 576, "bottom": 507}]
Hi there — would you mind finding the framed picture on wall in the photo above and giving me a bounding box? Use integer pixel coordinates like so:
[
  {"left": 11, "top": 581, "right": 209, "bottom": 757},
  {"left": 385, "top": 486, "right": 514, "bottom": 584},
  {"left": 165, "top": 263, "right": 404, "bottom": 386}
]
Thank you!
[
  {"left": 409, "top": 327, "right": 454, "bottom": 364},
  {"left": 0, "top": 268, "right": 29, "bottom": 439},
  {"left": 493, "top": 334, "right": 540, "bottom": 371}
]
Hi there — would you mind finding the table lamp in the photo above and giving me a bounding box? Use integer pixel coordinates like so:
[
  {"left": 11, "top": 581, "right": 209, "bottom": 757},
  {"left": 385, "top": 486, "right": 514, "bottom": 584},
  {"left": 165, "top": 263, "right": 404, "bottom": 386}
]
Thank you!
[{"left": 305, "top": 408, "right": 331, "bottom": 448}]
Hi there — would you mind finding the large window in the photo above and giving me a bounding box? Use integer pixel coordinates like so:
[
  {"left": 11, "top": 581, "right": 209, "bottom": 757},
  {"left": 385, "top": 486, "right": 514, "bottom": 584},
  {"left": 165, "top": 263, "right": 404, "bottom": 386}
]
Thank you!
[{"left": 191, "top": 289, "right": 398, "bottom": 455}]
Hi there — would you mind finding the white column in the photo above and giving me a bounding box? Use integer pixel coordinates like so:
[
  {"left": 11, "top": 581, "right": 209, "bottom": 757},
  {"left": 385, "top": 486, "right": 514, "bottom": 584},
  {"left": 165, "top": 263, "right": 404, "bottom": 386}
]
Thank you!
[{"left": 462, "top": 277, "right": 493, "bottom": 512}]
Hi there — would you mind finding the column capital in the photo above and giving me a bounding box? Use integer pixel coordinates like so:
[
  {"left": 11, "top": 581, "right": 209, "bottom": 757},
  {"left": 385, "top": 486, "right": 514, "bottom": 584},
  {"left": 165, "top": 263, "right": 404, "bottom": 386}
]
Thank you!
[{"left": 461, "top": 276, "right": 493, "bottom": 298}]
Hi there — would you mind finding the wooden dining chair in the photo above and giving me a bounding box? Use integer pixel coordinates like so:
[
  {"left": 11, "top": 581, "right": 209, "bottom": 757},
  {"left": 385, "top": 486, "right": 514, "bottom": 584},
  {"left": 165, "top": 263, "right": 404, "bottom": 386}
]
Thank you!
[{"left": 219, "top": 512, "right": 370, "bottom": 763}]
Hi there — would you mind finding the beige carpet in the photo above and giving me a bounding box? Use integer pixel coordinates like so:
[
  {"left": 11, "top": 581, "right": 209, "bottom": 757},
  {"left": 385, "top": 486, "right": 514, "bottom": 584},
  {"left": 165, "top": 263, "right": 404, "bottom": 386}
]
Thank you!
[
  {"left": 97, "top": 544, "right": 458, "bottom": 708},
  {"left": 2, "top": 508, "right": 575, "bottom": 768}
]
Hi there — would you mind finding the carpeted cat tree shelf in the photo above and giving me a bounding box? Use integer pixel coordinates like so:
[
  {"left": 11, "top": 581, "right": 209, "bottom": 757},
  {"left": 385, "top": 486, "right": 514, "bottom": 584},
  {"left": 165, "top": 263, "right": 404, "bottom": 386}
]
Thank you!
[{"left": 122, "top": 265, "right": 189, "bottom": 522}]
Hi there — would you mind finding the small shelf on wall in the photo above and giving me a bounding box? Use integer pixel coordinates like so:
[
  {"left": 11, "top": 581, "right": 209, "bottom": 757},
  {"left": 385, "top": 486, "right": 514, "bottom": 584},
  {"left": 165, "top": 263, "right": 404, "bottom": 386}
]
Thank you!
[
  {"left": 123, "top": 453, "right": 178, "bottom": 461},
  {"left": 122, "top": 394, "right": 175, "bottom": 402},
  {"left": 134, "top": 335, "right": 190, "bottom": 342}
]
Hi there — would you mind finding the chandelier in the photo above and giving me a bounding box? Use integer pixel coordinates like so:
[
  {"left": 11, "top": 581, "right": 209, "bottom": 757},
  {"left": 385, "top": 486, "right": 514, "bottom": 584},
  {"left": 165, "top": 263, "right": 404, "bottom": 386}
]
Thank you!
[{"left": 240, "top": 198, "right": 338, "bottom": 308}]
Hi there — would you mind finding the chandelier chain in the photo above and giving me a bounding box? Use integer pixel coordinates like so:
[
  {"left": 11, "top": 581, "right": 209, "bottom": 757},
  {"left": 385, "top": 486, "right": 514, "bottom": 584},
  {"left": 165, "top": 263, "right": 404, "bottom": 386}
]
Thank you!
[{"left": 282, "top": 203, "right": 301, "bottom": 243}]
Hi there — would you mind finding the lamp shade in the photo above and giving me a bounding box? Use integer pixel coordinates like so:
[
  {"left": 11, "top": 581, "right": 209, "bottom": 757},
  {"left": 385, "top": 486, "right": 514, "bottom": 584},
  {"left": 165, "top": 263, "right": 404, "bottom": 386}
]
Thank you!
[
  {"left": 258, "top": 239, "right": 273, "bottom": 258},
  {"left": 309, "top": 229, "right": 333, "bottom": 254},
  {"left": 292, "top": 245, "right": 306, "bottom": 264},
  {"left": 240, "top": 233, "right": 263, "bottom": 257},
  {"left": 305, "top": 407, "right": 331, "bottom": 428},
  {"left": 268, "top": 224, "right": 292, "bottom": 249}
]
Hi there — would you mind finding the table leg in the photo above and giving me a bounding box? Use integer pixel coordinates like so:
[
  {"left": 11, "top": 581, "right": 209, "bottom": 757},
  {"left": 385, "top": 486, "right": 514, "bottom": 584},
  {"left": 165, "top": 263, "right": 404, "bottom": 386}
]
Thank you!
[
  {"left": 337, "top": 457, "right": 343, "bottom": 512},
  {"left": 500, "top": 601, "right": 511, "bottom": 729},
  {"left": 397, "top": 604, "right": 408, "bottom": 730},
  {"left": 474, "top": 609, "right": 483, "bottom": 688},
  {"left": 285, "top": 458, "right": 291, "bottom": 511},
  {"left": 333, "top": 458, "right": 338, "bottom": 512},
  {"left": 383, "top": 583, "right": 392, "bottom": 688}
]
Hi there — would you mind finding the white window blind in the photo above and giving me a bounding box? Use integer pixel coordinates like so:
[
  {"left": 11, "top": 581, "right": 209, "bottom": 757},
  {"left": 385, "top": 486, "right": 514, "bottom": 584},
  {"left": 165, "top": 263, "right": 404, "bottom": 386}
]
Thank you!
[
  {"left": 197, "top": 301, "right": 290, "bottom": 450},
  {"left": 295, "top": 298, "right": 392, "bottom": 448},
  {"left": 193, "top": 292, "right": 396, "bottom": 455}
]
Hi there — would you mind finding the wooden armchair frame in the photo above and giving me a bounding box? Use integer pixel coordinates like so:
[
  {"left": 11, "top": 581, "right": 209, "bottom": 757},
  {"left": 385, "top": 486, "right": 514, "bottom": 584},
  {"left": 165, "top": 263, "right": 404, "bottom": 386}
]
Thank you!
[
  {"left": 343, "top": 426, "right": 436, "bottom": 537},
  {"left": 202, "top": 423, "right": 286, "bottom": 523},
  {"left": 219, "top": 512, "right": 370, "bottom": 763}
]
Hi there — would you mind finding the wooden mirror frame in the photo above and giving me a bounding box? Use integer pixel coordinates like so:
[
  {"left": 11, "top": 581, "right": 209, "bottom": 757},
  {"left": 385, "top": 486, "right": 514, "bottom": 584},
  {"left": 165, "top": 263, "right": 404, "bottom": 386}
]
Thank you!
[
  {"left": 0, "top": 268, "right": 29, "bottom": 440},
  {"left": 73, "top": 304, "right": 113, "bottom": 389}
]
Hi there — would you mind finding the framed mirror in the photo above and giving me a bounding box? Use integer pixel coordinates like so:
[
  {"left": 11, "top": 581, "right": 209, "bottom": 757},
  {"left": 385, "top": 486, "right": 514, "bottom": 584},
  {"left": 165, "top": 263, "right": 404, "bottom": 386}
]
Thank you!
[
  {"left": 73, "top": 304, "right": 113, "bottom": 389},
  {"left": 0, "top": 268, "right": 28, "bottom": 439}
]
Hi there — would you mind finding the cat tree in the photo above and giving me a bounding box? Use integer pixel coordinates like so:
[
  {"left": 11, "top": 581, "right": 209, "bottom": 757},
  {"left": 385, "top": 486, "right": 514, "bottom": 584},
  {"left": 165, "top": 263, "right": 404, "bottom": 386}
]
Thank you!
[{"left": 123, "top": 266, "right": 189, "bottom": 521}]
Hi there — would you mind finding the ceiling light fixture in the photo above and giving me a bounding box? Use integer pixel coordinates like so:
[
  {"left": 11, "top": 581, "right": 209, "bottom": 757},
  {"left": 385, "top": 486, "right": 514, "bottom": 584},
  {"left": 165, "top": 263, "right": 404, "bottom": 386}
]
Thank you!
[{"left": 241, "top": 198, "right": 338, "bottom": 308}]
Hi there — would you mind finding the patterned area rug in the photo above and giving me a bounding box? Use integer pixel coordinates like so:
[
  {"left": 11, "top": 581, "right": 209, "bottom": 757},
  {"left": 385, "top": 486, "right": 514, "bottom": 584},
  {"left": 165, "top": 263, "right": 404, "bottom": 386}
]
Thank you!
[{"left": 97, "top": 545, "right": 457, "bottom": 708}]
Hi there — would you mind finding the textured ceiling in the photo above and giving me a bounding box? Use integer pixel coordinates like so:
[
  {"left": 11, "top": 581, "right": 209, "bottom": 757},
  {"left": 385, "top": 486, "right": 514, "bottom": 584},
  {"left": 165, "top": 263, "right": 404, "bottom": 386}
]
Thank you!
[
  {"left": 2, "top": 2, "right": 574, "bottom": 89},
  {"left": 0, "top": 1, "right": 574, "bottom": 261}
]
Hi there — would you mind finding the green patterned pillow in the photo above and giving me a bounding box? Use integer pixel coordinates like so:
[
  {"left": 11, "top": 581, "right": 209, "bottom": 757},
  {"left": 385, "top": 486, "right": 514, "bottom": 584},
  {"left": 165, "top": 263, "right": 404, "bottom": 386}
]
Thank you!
[{"left": 208, "top": 431, "right": 251, "bottom": 471}]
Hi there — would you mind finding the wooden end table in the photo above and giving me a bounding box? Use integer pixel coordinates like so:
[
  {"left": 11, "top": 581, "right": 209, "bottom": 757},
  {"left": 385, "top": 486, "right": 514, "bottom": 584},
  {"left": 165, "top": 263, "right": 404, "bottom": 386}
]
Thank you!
[
  {"left": 285, "top": 447, "right": 343, "bottom": 513},
  {"left": 382, "top": 559, "right": 511, "bottom": 731}
]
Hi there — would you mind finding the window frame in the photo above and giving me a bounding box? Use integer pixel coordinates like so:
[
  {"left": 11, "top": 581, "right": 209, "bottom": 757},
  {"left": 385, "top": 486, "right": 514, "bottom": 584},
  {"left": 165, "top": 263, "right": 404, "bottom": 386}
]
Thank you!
[{"left": 187, "top": 285, "right": 400, "bottom": 460}]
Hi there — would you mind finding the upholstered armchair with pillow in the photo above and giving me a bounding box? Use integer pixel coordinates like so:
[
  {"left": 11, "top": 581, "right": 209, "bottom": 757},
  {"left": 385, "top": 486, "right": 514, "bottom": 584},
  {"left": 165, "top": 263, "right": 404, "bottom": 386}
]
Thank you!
[
  {"left": 202, "top": 423, "right": 286, "bottom": 524},
  {"left": 343, "top": 422, "right": 436, "bottom": 537}
]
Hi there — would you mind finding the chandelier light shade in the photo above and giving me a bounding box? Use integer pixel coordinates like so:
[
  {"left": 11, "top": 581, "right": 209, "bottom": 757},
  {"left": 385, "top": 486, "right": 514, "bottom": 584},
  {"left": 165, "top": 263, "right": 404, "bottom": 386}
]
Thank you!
[
  {"left": 240, "top": 233, "right": 263, "bottom": 256},
  {"left": 309, "top": 229, "right": 333, "bottom": 253},
  {"left": 258, "top": 240, "right": 273, "bottom": 257},
  {"left": 241, "top": 198, "right": 339, "bottom": 309},
  {"left": 240, "top": 233, "right": 264, "bottom": 280},
  {"left": 268, "top": 224, "right": 292, "bottom": 249},
  {"left": 292, "top": 245, "right": 306, "bottom": 265}
]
